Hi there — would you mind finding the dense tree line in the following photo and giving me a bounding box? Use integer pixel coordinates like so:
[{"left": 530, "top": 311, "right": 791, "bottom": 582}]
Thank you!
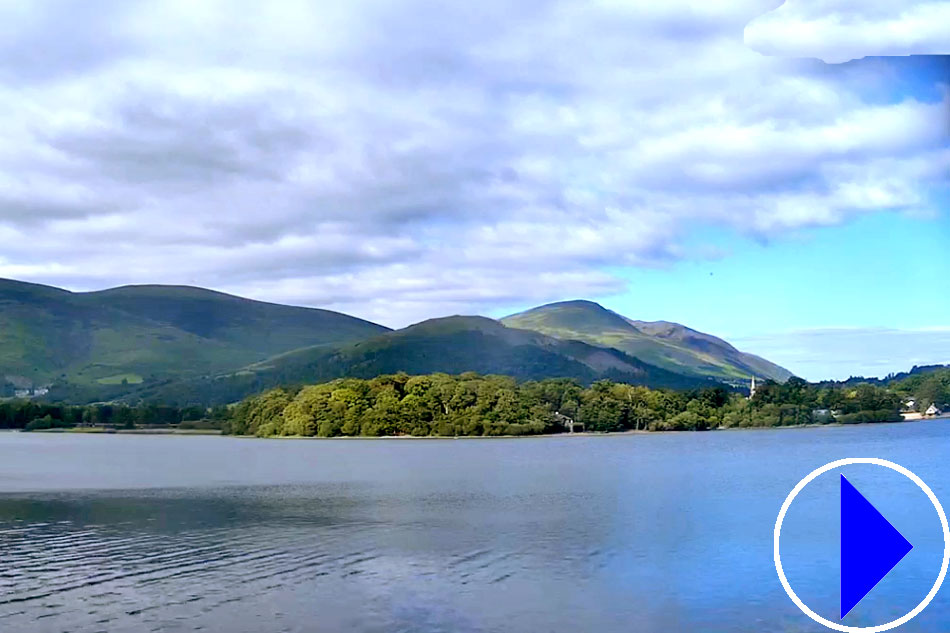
[
  {"left": 225, "top": 373, "right": 905, "bottom": 438},
  {"left": 3, "top": 372, "right": 911, "bottom": 436},
  {"left": 891, "top": 368, "right": 950, "bottom": 412},
  {"left": 0, "top": 400, "right": 229, "bottom": 431}
]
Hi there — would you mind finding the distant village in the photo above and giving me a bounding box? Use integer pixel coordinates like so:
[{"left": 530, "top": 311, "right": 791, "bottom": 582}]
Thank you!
[
  {"left": 901, "top": 398, "right": 947, "bottom": 420},
  {"left": 746, "top": 376, "right": 947, "bottom": 423},
  {"left": 1, "top": 375, "right": 51, "bottom": 400},
  {"left": 12, "top": 386, "right": 50, "bottom": 399}
]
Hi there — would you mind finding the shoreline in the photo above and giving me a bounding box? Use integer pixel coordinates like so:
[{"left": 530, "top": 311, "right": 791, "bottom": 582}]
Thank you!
[
  {"left": 27, "top": 428, "right": 223, "bottom": 436},
  {"left": 230, "top": 415, "right": 947, "bottom": 440},
  {"left": 14, "top": 414, "right": 948, "bottom": 440}
]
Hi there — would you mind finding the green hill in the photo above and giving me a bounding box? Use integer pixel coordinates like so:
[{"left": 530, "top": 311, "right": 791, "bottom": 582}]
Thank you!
[
  {"left": 79, "top": 285, "right": 389, "bottom": 357},
  {"left": 128, "top": 315, "right": 716, "bottom": 406},
  {"left": 250, "top": 315, "right": 710, "bottom": 386},
  {"left": 0, "top": 279, "right": 388, "bottom": 390},
  {"left": 502, "top": 300, "right": 792, "bottom": 382}
]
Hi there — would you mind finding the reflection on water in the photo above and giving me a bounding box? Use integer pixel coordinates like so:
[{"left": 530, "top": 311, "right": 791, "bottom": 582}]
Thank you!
[
  {"left": 1, "top": 424, "right": 950, "bottom": 632},
  {"left": 0, "top": 486, "right": 632, "bottom": 633}
]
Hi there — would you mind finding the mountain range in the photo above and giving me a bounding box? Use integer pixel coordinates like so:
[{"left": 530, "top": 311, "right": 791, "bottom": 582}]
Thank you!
[{"left": 0, "top": 278, "right": 792, "bottom": 405}]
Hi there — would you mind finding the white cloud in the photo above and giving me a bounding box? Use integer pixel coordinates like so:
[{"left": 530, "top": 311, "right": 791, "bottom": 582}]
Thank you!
[
  {"left": 745, "top": 0, "right": 950, "bottom": 63},
  {"left": 0, "top": 0, "right": 946, "bottom": 327}
]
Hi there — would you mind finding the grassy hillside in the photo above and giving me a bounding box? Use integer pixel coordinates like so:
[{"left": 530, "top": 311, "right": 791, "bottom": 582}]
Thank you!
[
  {"left": 126, "top": 316, "right": 716, "bottom": 406},
  {"left": 0, "top": 279, "right": 388, "bottom": 389},
  {"left": 252, "top": 315, "right": 715, "bottom": 387},
  {"left": 626, "top": 319, "right": 792, "bottom": 382},
  {"left": 80, "top": 285, "right": 387, "bottom": 356},
  {"left": 502, "top": 300, "right": 792, "bottom": 382}
]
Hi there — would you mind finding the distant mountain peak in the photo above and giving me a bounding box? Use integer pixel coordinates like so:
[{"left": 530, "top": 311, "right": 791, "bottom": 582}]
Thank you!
[
  {"left": 538, "top": 299, "right": 608, "bottom": 309},
  {"left": 503, "top": 300, "right": 792, "bottom": 382},
  {"left": 504, "top": 300, "right": 638, "bottom": 336},
  {"left": 512, "top": 299, "right": 615, "bottom": 314},
  {"left": 410, "top": 314, "right": 499, "bottom": 326},
  {"left": 397, "top": 315, "right": 505, "bottom": 335}
]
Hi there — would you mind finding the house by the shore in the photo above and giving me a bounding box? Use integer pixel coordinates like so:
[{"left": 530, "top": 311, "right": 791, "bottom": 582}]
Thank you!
[
  {"left": 553, "top": 411, "right": 584, "bottom": 433},
  {"left": 925, "top": 403, "right": 944, "bottom": 418}
]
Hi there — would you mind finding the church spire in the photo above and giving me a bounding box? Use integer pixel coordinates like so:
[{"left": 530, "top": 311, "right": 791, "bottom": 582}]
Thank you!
[{"left": 749, "top": 375, "right": 757, "bottom": 399}]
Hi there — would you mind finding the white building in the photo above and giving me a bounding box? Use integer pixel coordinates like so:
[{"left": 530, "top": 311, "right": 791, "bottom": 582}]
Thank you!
[
  {"left": 554, "top": 411, "right": 582, "bottom": 433},
  {"left": 926, "top": 404, "right": 943, "bottom": 417}
]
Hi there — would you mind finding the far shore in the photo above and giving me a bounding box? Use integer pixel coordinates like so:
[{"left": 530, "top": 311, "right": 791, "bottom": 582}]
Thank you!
[
  {"left": 26, "top": 427, "right": 223, "bottom": 436},
  {"left": 229, "top": 414, "right": 949, "bottom": 440},
  {"left": 11, "top": 414, "right": 948, "bottom": 440}
]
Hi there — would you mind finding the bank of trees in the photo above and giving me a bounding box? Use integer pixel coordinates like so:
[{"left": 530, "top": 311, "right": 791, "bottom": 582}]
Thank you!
[
  {"left": 3, "top": 372, "right": 908, "bottom": 436},
  {"left": 0, "top": 400, "right": 230, "bottom": 431},
  {"left": 225, "top": 373, "right": 904, "bottom": 438},
  {"left": 892, "top": 368, "right": 950, "bottom": 412}
]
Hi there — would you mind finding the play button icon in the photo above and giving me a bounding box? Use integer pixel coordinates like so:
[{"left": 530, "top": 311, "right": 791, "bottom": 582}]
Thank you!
[
  {"left": 775, "top": 458, "right": 950, "bottom": 632},
  {"left": 840, "top": 474, "right": 913, "bottom": 619}
]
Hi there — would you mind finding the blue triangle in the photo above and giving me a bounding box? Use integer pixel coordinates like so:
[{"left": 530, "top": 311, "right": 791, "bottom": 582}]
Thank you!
[{"left": 840, "top": 474, "right": 913, "bottom": 619}]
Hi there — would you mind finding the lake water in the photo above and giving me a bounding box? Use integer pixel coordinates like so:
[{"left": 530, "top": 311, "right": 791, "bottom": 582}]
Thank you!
[{"left": 2, "top": 422, "right": 950, "bottom": 633}]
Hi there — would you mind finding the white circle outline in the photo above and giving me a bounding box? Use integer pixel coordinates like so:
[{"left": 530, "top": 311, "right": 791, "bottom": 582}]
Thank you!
[{"left": 774, "top": 457, "right": 950, "bottom": 633}]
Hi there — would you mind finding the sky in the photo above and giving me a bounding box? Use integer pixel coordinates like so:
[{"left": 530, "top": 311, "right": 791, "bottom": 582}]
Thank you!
[{"left": 0, "top": 0, "right": 947, "bottom": 381}]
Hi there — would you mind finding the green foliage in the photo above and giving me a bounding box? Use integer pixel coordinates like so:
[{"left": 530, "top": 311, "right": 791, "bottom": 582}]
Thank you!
[
  {"left": 24, "top": 415, "right": 72, "bottom": 431},
  {"left": 228, "top": 372, "right": 906, "bottom": 438},
  {"left": 229, "top": 373, "right": 562, "bottom": 438},
  {"left": 748, "top": 377, "right": 901, "bottom": 427},
  {"left": 0, "top": 399, "right": 222, "bottom": 431},
  {"left": 836, "top": 409, "right": 903, "bottom": 424},
  {"left": 229, "top": 389, "right": 293, "bottom": 437},
  {"left": 96, "top": 373, "right": 144, "bottom": 385},
  {"left": 890, "top": 368, "right": 950, "bottom": 412}
]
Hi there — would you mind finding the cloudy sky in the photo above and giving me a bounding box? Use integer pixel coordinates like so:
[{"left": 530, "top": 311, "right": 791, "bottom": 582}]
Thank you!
[{"left": 0, "top": 0, "right": 947, "bottom": 381}]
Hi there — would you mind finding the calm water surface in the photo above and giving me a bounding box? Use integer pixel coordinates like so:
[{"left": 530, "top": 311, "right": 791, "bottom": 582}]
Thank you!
[{"left": 2, "top": 422, "right": 950, "bottom": 632}]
